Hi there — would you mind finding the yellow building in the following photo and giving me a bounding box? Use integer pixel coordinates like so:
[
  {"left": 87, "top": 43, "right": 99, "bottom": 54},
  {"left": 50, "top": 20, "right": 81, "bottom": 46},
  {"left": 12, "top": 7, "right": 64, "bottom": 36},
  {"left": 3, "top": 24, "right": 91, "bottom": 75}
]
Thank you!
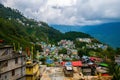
[{"left": 26, "top": 60, "right": 40, "bottom": 80}]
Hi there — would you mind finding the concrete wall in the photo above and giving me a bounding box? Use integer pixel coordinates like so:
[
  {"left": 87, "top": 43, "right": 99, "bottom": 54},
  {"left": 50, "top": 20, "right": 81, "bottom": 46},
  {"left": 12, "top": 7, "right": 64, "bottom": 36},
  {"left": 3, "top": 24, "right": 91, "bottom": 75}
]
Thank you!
[
  {"left": 0, "top": 56, "right": 26, "bottom": 80},
  {"left": 1, "top": 56, "right": 25, "bottom": 73},
  {"left": 0, "top": 67, "right": 26, "bottom": 80},
  {"left": 0, "top": 48, "right": 13, "bottom": 56}
]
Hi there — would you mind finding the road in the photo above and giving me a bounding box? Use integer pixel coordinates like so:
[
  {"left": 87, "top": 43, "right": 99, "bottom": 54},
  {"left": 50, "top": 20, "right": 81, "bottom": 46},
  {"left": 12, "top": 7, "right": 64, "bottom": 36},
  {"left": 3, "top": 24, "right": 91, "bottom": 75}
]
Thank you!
[
  {"left": 40, "top": 67, "right": 64, "bottom": 80},
  {"left": 40, "top": 66, "right": 112, "bottom": 80},
  {"left": 40, "top": 67, "right": 84, "bottom": 80}
]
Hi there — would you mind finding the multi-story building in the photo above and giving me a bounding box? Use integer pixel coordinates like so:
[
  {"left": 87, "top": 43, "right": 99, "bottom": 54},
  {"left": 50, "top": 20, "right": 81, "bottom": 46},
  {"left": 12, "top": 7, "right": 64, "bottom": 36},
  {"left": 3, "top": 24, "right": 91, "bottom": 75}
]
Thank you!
[
  {"left": 115, "top": 55, "right": 120, "bottom": 65},
  {"left": 76, "top": 38, "right": 92, "bottom": 43},
  {"left": 0, "top": 45, "right": 26, "bottom": 80},
  {"left": 26, "top": 60, "right": 40, "bottom": 80}
]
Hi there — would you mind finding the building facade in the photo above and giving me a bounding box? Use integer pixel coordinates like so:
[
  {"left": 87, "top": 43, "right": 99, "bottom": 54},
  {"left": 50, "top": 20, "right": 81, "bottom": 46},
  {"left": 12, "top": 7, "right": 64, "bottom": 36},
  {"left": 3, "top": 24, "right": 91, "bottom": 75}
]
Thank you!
[
  {"left": 0, "top": 45, "right": 26, "bottom": 80},
  {"left": 115, "top": 55, "right": 120, "bottom": 65},
  {"left": 26, "top": 60, "right": 40, "bottom": 80}
]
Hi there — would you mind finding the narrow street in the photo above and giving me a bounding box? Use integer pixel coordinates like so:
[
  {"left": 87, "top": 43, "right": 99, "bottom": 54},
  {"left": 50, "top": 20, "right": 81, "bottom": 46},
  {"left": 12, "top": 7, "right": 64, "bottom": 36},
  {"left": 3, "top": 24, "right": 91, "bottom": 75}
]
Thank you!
[
  {"left": 40, "top": 67, "right": 83, "bottom": 80},
  {"left": 40, "top": 67, "right": 64, "bottom": 80}
]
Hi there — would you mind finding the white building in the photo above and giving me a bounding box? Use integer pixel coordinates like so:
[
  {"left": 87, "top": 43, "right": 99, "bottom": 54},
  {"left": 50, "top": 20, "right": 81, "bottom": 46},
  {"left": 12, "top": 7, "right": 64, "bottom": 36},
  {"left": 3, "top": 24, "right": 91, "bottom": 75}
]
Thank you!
[
  {"left": 77, "top": 38, "right": 92, "bottom": 43},
  {"left": 0, "top": 45, "right": 26, "bottom": 80}
]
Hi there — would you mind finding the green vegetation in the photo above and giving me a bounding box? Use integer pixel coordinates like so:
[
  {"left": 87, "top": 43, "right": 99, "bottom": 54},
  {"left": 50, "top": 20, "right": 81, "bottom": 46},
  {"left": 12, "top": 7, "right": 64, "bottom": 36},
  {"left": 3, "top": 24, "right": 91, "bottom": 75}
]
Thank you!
[
  {"left": 1, "top": 3, "right": 120, "bottom": 79},
  {"left": 0, "top": 18, "right": 32, "bottom": 48},
  {"left": 112, "top": 63, "right": 120, "bottom": 80},
  {"left": 58, "top": 48, "right": 67, "bottom": 55},
  {"left": 0, "top": 4, "right": 92, "bottom": 48},
  {"left": 64, "top": 31, "right": 91, "bottom": 40}
]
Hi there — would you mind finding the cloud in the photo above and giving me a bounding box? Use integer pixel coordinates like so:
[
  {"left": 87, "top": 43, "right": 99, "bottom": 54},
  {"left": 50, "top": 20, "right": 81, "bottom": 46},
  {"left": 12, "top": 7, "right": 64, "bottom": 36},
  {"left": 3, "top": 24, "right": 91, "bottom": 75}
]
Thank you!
[{"left": 0, "top": 0, "right": 120, "bottom": 25}]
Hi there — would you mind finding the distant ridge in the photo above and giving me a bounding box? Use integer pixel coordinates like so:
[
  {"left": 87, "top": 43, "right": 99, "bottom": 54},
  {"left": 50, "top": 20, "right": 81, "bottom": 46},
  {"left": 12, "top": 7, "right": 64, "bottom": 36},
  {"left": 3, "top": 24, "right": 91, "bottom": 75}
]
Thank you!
[{"left": 51, "top": 22, "right": 120, "bottom": 48}]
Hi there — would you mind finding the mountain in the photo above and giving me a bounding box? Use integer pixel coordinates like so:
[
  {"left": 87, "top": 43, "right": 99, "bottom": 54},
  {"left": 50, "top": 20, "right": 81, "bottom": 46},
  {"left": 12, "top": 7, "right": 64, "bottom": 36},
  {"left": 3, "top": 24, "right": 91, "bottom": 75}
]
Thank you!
[
  {"left": 51, "top": 22, "right": 120, "bottom": 48},
  {"left": 0, "top": 3, "right": 63, "bottom": 46},
  {"left": 0, "top": 4, "right": 92, "bottom": 48}
]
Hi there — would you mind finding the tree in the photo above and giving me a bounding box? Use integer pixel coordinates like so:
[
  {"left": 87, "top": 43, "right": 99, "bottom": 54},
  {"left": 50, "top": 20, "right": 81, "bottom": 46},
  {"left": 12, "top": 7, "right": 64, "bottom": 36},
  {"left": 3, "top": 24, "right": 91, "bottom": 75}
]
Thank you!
[
  {"left": 40, "top": 57, "right": 46, "bottom": 65},
  {"left": 74, "top": 40, "right": 86, "bottom": 48},
  {"left": 58, "top": 48, "right": 67, "bottom": 54},
  {"left": 116, "top": 48, "right": 120, "bottom": 55},
  {"left": 35, "top": 44, "right": 43, "bottom": 52},
  {"left": 78, "top": 48, "right": 86, "bottom": 58},
  {"left": 112, "top": 63, "right": 120, "bottom": 80}
]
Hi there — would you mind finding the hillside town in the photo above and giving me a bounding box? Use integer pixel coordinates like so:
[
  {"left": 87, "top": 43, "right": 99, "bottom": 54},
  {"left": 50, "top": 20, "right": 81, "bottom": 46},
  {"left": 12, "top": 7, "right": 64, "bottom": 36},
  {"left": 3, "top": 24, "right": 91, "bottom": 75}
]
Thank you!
[
  {"left": 0, "top": 0, "right": 120, "bottom": 80},
  {"left": 0, "top": 38, "right": 115, "bottom": 80}
]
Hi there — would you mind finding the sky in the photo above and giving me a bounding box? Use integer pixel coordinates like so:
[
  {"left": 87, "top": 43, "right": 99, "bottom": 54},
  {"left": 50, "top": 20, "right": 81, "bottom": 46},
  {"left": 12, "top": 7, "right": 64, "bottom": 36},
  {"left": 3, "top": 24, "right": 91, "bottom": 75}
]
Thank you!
[{"left": 0, "top": 0, "right": 120, "bottom": 25}]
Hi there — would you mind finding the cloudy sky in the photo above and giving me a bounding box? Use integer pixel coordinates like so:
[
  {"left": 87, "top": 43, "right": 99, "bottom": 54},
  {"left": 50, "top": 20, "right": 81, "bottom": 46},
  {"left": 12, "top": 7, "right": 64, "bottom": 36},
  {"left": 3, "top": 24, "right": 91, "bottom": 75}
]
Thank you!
[{"left": 0, "top": 0, "right": 120, "bottom": 25}]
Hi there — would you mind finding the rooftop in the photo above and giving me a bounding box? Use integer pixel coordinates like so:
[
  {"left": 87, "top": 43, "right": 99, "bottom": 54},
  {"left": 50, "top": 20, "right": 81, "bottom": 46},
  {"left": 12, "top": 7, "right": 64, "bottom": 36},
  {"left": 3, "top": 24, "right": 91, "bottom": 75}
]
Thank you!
[
  {"left": 66, "top": 66, "right": 73, "bottom": 70},
  {"left": 0, "top": 51, "right": 26, "bottom": 61},
  {"left": 26, "top": 60, "right": 38, "bottom": 67},
  {"left": 0, "top": 45, "right": 13, "bottom": 49}
]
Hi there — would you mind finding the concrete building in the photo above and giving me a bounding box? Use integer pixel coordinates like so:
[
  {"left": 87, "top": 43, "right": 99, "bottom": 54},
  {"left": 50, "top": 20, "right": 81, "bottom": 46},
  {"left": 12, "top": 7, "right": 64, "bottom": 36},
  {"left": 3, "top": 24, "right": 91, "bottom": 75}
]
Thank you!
[
  {"left": 26, "top": 60, "right": 40, "bottom": 80},
  {"left": 0, "top": 45, "right": 26, "bottom": 80},
  {"left": 115, "top": 55, "right": 120, "bottom": 65},
  {"left": 81, "top": 64, "right": 92, "bottom": 76},
  {"left": 77, "top": 38, "right": 92, "bottom": 43}
]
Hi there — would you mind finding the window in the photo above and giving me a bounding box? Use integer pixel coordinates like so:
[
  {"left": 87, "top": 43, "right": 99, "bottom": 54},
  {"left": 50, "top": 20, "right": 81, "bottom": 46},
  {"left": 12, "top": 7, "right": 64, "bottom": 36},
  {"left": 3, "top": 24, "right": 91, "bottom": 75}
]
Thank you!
[
  {"left": 23, "top": 57, "right": 26, "bottom": 61},
  {"left": 29, "top": 68, "right": 31, "bottom": 71},
  {"left": 15, "top": 58, "right": 18, "bottom": 64},
  {"left": 5, "top": 75, "right": 7, "bottom": 79},
  {"left": 12, "top": 70, "right": 15, "bottom": 76},
  {"left": 4, "top": 61, "right": 8, "bottom": 67},
  {"left": 0, "top": 61, "right": 8, "bottom": 68}
]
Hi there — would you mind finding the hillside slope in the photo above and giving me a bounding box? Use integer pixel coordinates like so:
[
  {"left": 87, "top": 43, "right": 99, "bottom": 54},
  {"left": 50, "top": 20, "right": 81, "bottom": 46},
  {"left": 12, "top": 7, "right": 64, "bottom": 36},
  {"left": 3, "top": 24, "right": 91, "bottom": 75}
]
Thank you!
[{"left": 0, "top": 4, "right": 92, "bottom": 48}]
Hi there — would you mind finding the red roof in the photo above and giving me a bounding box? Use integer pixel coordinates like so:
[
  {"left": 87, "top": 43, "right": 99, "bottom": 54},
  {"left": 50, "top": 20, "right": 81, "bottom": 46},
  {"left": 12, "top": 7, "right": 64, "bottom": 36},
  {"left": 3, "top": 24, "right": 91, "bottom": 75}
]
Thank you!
[
  {"left": 90, "top": 57, "right": 102, "bottom": 61},
  {"left": 101, "top": 73, "right": 109, "bottom": 76},
  {"left": 72, "top": 61, "right": 82, "bottom": 67},
  {"left": 61, "top": 61, "right": 82, "bottom": 67},
  {"left": 61, "top": 62, "right": 66, "bottom": 66}
]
